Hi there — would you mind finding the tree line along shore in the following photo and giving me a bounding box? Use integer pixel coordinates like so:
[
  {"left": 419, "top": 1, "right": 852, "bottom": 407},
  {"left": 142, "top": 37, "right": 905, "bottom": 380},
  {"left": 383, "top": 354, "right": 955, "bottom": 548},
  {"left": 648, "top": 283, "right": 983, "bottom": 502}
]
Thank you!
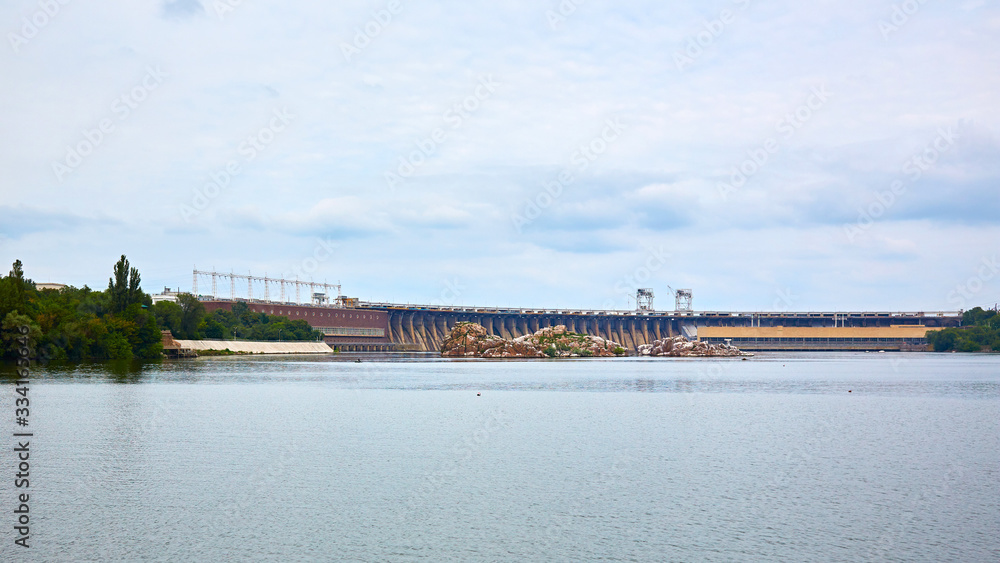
[
  {"left": 926, "top": 307, "right": 1000, "bottom": 352},
  {"left": 0, "top": 256, "right": 321, "bottom": 363}
]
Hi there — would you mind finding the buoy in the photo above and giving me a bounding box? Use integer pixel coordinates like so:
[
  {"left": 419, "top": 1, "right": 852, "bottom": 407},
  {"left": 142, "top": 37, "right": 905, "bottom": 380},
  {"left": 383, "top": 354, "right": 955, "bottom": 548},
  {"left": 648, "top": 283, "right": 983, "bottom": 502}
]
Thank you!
[
  {"left": 848, "top": 390, "right": 852, "bottom": 393},
  {"left": 477, "top": 392, "right": 481, "bottom": 397}
]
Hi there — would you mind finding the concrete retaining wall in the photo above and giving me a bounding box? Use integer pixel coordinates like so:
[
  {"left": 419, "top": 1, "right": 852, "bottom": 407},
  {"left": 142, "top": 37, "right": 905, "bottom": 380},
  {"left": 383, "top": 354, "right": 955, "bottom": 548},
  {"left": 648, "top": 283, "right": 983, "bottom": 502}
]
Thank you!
[{"left": 175, "top": 340, "right": 333, "bottom": 354}]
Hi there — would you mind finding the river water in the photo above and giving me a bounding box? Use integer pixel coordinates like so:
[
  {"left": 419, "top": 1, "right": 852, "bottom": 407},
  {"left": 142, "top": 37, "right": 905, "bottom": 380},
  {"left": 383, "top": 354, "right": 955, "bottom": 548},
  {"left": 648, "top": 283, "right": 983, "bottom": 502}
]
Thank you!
[{"left": 1, "top": 352, "right": 998, "bottom": 562}]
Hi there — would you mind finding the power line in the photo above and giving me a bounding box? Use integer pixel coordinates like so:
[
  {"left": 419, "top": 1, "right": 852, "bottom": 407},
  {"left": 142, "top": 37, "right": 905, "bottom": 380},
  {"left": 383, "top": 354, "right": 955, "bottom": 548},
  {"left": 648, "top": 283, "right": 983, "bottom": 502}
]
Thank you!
[{"left": 192, "top": 268, "right": 342, "bottom": 305}]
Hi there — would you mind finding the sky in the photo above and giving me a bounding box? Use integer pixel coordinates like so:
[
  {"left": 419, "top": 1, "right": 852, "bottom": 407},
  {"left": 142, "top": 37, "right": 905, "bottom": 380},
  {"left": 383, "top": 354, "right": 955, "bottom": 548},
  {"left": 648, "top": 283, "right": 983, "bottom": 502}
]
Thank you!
[{"left": 1, "top": 0, "right": 998, "bottom": 312}]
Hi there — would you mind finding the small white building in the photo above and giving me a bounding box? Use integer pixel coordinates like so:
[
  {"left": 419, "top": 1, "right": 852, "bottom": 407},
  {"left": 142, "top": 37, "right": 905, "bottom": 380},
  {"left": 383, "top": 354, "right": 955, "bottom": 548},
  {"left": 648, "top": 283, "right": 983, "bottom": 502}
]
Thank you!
[
  {"left": 35, "top": 282, "right": 67, "bottom": 291},
  {"left": 151, "top": 287, "right": 181, "bottom": 304}
]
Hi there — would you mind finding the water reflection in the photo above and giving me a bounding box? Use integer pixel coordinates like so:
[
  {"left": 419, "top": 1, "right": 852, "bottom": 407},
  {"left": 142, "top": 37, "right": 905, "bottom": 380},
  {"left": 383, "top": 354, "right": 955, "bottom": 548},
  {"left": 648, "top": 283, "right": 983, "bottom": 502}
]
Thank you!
[
  {"left": 2, "top": 353, "right": 999, "bottom": 399},
  {"left": 0, "top": 358, "right": 162, "bottom": 382},
  {"left": 103, "top": 359, "right": 159, "bottom": 381}
]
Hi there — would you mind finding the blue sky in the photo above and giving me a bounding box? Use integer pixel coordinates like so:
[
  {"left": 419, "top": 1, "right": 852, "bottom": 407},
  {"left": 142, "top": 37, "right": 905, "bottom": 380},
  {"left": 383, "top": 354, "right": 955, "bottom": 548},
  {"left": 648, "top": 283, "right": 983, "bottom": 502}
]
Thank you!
[{"left": 1, "top": 0, "right": 998, "bottom": 312}]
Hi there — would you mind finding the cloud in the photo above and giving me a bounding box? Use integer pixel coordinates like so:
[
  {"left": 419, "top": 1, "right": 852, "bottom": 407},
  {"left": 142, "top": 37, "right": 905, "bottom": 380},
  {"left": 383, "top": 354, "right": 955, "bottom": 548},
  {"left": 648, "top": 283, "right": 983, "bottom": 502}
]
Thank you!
[
  {"left": 0, "top": 206, "right": 121, "bottom": 239},
  {"left": 162, "top": 0, "right": 203, "bottom": 20},
  {"left": 213, "top": 197, "right": 478, "bottom": 239},
  {"left": 2, "top": 1, "right": 1000, "bottom": 309}
]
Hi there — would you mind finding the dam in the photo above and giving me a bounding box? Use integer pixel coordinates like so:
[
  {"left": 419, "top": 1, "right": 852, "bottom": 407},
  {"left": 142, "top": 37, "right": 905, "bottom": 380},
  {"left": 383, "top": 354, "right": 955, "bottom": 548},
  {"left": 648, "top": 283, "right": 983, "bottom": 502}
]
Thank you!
[
  {"left": 198, "top": 298, "right": 961, "bottom": 353},
  {"left": 191, "top": 267, "right": 960, "bottom": 352},
  {"left": 363, "top": 303, "right": 959, "bottom": 352}
]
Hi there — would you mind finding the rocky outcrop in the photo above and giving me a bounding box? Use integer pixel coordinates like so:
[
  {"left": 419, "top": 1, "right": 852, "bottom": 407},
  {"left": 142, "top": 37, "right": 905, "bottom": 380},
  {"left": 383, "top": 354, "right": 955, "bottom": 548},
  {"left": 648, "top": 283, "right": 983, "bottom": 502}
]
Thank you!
[
  {"left": 637, "top": 335, "right": 751, "bottom": 357},
  {"left": 441, "top": 322, "right": 627, "bottom": 358}
]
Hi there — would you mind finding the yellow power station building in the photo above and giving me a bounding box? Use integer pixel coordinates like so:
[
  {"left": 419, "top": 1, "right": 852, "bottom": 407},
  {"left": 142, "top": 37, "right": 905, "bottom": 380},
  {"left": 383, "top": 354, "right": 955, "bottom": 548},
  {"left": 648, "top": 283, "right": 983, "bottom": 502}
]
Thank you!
[{"left": 698, "top": 325, "right": 941, "bottom": 351}]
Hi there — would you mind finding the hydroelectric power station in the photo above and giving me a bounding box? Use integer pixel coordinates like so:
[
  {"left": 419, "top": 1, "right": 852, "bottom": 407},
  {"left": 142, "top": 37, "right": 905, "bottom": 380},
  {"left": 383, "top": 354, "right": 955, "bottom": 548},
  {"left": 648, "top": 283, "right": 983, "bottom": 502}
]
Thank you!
[{"left": 190, "top": 270, "right": 962, "bottom": 353}]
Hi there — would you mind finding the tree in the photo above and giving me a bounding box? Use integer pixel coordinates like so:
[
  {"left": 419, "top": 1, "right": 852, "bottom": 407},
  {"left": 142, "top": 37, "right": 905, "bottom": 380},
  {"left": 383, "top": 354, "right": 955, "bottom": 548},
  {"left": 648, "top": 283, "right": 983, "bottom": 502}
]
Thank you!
[
  {"left": 231, "top": 301, "right": 250, "bottom": 321},
  {"left": 75, "top": 285, "right": 108, "bottom": 318},
  {"left": 152, "top": 301, "right": 183, "bottom": 335},
  {"left": 198, "top": 316, "right": 227, "bottom": 339},
  {"left": 108, "top": 255, "right": 143, "bottom": 315},
  {"left": 176, "top": 293, "right": 206, "bottom": 339},
  {"left": 928, "top": 329, "right": 957, "bottom": 352},
  {"left": 963, "top": 307, "right": 999, "bottom": 328},
  {"left": 1, "top": 312, "right": 41, "bottom": 361},
  {"left": 135, "top": 313, "right": 164, "bottom": 359},
  {"left": 0, "top": 260, "right": 32, "bottom": 319},
  {"left": 928, "top": 307, "right": 1000, "bottom": 352}
]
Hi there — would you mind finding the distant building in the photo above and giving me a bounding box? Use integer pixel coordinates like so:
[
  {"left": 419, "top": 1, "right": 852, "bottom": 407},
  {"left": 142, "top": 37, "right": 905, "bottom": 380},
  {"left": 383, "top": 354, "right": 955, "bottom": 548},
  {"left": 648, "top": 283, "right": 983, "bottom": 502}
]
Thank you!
[
  {"left": 152, "top": 287, "right": 181, "bottom": 304},
  {"left": 35, "top": 282, "right": 67, "bottom": 291}
]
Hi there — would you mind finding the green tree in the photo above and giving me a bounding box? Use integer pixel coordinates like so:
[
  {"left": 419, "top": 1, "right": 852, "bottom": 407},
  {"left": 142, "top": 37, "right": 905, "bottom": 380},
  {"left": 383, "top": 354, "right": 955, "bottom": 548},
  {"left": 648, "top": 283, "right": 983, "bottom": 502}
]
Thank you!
[
  {"left": 1, "top": 311, "right": 41, "bottom": 361},
  {"left": 198, "top": 316, "right": 227, "bottom": 339},
  {"left": 928, "top": 329, "right": 957, "bottom": 352},
  {"left": 76, "top": 285, "right": 108, "bottom": 318},
  {"left": 928, "top": 306, "right": 1000, "bottom": 352},
  {"left": 0, "top": 260, "right": 32, "bottom": 320},
  {"left": 134, "top": 313, "right": 164, "bottom": 359},
  {"left": 152, "top": 301, "right": 183, "bottom": 335},
  {"left": 102, "top": 316, "right": 139, "bottom": 360},
  {"left": 231, "top": 301, "right": 252, "bottom": 323},
  {"left": 176, "top": 293, "right": 206, "bottom": 339},
  {"left": 108, "top": 255, "right": 143, "bottom": 315}
]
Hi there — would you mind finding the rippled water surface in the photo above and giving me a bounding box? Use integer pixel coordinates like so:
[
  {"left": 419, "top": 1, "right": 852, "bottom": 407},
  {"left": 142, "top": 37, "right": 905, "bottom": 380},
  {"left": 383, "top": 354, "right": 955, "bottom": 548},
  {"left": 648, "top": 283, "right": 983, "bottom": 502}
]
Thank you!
[{"left": 1, "top": 353, "right": 998, "bottom": 561}]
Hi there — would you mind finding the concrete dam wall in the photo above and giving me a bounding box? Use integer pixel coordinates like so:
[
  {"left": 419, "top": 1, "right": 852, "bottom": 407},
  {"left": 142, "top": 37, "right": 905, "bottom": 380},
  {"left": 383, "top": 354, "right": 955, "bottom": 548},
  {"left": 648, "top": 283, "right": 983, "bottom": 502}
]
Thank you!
[{"left": 382, "top": 309, "right": 681, "bottom": 352}]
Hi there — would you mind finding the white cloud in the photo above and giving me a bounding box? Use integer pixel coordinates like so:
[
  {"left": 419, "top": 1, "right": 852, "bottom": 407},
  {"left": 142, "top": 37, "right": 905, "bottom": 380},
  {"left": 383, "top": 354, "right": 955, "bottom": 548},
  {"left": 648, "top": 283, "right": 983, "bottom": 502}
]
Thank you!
[{"left": 1, "top": 0, "right": 999, "bottom": 310}]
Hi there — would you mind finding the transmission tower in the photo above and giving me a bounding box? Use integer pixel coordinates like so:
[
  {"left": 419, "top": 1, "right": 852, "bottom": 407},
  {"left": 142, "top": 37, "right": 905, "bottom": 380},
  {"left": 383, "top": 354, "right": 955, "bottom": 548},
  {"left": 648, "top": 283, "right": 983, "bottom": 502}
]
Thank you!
[
  {"left": 675, "top": 289, "right": 693, "bottom": 312},
  {"left": 636, "top": 288, "right": 654, "bottom": 311}
]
